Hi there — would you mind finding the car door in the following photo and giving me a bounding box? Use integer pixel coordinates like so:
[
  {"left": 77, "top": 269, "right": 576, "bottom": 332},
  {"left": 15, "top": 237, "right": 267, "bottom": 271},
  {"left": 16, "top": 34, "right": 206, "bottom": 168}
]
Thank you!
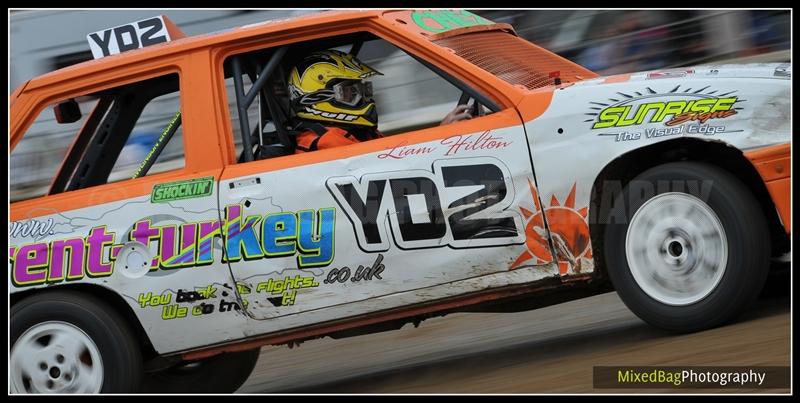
[
  {"left": 10, "top": 68, "right": 246, "bottom": 354},
  {"left": 215, "top": 34, "right": 557, "bottom": 322}
]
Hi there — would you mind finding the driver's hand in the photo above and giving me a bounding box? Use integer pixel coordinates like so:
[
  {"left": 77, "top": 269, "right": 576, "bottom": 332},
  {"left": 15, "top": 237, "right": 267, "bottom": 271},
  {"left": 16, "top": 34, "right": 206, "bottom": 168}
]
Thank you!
[{"left": 440, "top": 104, "right": 472, "bottom": 126}]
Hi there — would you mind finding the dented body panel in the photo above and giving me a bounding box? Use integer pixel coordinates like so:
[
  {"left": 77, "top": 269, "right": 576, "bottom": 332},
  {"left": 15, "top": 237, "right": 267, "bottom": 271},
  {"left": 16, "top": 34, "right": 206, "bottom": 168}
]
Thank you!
[
  {"left": 9, "top": 11, "right": 791, "bottom": 357},
  {"left": 524, "top": 64, "right": 791, "bottom": 276}
]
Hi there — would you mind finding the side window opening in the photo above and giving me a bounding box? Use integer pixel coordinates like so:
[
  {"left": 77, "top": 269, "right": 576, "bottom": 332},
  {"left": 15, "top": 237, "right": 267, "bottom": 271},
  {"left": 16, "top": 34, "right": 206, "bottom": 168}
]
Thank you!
[
  {"left": 60, "top": 73, "right": 184, "bottom": 193},
  {"left": 10, "top": 97, "right": 100, "bottom": 202},
  {"left": 361, "top": 42, "right": 497, "bottom": 134},
  {"left": 109, "top": 92, "right": 184, "bottom": 182},
  {"left": 222, "top": 32, "right": 500, "bottom": 163},
  {"left": 10, "top": 73, "right": 185, "bottom": 203},
  {"left": 224, "top": 47, "right": 293, "bottom": 163}
]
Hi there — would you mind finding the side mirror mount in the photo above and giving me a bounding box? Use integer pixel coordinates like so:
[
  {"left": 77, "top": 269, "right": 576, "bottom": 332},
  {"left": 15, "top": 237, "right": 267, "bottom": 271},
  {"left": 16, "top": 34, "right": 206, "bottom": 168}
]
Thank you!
[{"left": 54, "top": 99, "right": 81, "bottom": 124}]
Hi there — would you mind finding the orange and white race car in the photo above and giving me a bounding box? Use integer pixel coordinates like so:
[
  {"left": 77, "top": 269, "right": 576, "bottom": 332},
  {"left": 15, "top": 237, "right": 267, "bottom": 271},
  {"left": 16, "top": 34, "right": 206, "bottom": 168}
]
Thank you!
[{"left": 9, "top": 10, "right": 791, "bottom": 393}]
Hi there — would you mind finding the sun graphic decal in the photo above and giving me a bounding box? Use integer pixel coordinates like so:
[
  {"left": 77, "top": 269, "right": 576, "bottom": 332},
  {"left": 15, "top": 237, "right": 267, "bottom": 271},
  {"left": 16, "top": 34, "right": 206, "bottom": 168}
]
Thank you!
[{"left": 511, "top": 179, "right": 593, "bottom": 275}]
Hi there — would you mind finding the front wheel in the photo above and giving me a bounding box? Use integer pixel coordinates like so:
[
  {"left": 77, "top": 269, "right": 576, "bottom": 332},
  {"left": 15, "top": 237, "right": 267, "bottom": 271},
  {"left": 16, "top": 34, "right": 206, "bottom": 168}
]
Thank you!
[
  {"left": 141, "top": 348, "right": 260, "bottom": 393},
  {"left": 603, "top": 161, "right": 770, "bottom": 333},
  {"left": 10, "top": 290, "right": 143, "bottom": 393}
]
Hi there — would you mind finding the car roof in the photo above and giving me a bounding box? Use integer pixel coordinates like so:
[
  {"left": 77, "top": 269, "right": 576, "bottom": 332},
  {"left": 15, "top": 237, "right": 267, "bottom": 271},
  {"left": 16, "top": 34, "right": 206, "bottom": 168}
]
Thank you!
[
  {"left": 24, "top": 10, "right": 383, "bottom": 92},
  {"left": 21, "top": 10, "right": 521, "bottom": 93}
]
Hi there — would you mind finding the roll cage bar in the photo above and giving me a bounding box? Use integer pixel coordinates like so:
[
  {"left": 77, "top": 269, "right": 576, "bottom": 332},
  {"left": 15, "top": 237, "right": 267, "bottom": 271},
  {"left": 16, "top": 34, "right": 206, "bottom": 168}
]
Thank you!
[
  {"left": 51, "top": 74, "right": 182, "bottom": 195},
  {"left": 231, "top": 46, "right": 290, "bottom": 162},
  {"left": 227, "top": 36, "right": 499, "bottom": 163}
]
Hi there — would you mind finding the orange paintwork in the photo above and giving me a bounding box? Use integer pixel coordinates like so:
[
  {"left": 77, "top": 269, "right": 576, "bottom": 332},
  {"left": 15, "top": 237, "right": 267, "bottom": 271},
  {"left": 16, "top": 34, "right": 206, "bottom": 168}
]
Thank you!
[
  {"left": 10, "top": 170, "right": 223, "bottom": 222},
  {"left": 745, "top": 143, "right": 791, "bottom": 233},
  {"left": 515, "top": 88, "right": 556, "bottom": 122},
  {"left": 382, "top": 10, "right": 513, "bottom": 39},
  {"left": 10, "top": 10, "right": 791, "bottom": 362},
  {"left": 602, "top": 74, "right": 631, "bottom": 84},
  {"left": 221, "top": 108, "right": 522, "bottom": 180},
  {"left": 9, "top": 10, "right": 561, "bottom": 221},
  {"left": 9, "top": 80, "right": 28, "bottom": 108},
  {"left": 11, "top": 50, "right": 227, "bottom": 221},
  {"left": 161, "top": 15, "right": 187, "bottom": 40}
]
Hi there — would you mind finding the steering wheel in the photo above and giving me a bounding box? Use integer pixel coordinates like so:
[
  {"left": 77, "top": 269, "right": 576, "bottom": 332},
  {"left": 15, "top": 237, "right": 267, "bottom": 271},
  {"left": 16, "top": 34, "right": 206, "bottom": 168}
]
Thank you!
[{"left": 457, "top": 91, "right": 484, "bottom": 118}]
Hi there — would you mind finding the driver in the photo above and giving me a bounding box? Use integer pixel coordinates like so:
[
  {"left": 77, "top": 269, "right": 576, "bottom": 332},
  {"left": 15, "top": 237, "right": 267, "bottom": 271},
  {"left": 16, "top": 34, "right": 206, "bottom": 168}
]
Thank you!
[{"left": 287, "top": 49, "right": 473, "bottom": 154}]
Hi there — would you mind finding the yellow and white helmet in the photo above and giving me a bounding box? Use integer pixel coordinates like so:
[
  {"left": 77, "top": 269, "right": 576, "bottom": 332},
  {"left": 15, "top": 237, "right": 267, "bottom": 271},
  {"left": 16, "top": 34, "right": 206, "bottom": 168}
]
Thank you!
[{"left": 288, "top": 49, "right": 382, "bottom": 127}]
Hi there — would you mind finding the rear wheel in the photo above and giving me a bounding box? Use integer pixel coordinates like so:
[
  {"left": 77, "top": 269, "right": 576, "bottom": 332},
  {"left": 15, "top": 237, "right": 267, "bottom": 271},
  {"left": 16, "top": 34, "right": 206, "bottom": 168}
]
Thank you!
[
  {"left": 10, "top": 290, "right": 143, "bottom": 393},
  {"left": 141, "top": 348, "right": 260, "bottom": 393},
  {"left": 603, "top": 161, "right": 770, "bottom": 332}
]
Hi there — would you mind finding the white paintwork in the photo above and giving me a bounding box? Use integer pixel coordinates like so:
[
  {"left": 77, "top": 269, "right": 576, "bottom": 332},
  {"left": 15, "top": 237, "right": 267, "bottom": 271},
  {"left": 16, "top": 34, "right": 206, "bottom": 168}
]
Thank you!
[
  {"left": 87, "top": 16, "right": 172, "bottom": 59},
  {"left": 9, "top": 190, "right": 251, "bottom": 352},
  {"left": 218, "top": 123, "right": 553, "bottom": 323},
  {"left": 10, "top": 63, "right": 790, "bottom": 356},
  {"left": 526, "top": 63, "right": 790, "bottom": 275}
]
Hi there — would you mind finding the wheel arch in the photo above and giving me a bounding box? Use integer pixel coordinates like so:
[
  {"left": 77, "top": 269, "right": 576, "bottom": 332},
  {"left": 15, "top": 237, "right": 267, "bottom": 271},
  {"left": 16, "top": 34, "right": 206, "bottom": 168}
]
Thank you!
[{"left": 587, "top": 138, "right": 788, "bottom": 284}]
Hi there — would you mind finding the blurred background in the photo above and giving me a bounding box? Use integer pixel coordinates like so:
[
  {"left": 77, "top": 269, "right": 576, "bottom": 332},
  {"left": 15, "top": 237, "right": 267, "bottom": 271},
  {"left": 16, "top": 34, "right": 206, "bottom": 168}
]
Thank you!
[
  {"left": 7, "top": 10, "right": 792, "bottom": 393},
  {"left": 9, "top": 10, "right": 791, "bottom": 202}
]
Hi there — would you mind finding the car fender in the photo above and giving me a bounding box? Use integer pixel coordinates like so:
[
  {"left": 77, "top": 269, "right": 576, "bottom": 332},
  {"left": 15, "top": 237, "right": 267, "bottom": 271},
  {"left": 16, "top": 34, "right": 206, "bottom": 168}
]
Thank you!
[{"left": 519, "top": 64, "right": 790, "bottom": 276}]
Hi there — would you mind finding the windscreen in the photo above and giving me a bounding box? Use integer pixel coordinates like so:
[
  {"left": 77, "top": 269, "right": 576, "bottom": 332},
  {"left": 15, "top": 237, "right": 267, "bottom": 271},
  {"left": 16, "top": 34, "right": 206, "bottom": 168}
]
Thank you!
[{"left": 433, "top": 30, "right": 598, "bottom": 90}]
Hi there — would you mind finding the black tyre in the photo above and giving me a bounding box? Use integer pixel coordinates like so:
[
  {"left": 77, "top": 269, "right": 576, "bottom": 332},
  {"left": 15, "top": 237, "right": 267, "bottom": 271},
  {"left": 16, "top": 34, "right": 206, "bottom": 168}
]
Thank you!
[
  {"left": 142, "top": 348, "right": 260, "bottom": 393},
  {"left": 603, "top": 161, "right": 770, "bottom": 333},
  {"left": 10, "top": 290, "right": 143, "bottom": 393}
]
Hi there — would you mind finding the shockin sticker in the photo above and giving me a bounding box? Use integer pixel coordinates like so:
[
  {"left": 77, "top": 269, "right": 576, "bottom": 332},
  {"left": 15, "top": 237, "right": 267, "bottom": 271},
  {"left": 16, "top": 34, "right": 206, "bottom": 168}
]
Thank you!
[{"left": 151, "top": 177, "right": 214, "bottom": 203}]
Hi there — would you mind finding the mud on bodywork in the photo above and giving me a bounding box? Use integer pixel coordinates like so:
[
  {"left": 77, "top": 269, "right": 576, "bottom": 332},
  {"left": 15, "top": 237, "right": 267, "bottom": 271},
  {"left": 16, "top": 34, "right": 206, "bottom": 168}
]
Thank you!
[{"left": 524, "top": 63, "right": 791, "bottom": 276}]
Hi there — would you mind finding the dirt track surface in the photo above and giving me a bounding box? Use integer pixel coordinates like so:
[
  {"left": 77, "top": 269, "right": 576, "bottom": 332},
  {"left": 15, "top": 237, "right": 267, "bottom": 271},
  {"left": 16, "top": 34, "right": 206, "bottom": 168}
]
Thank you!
[{"left": 238, "top": 270, "right": 790, "bottom": 394}]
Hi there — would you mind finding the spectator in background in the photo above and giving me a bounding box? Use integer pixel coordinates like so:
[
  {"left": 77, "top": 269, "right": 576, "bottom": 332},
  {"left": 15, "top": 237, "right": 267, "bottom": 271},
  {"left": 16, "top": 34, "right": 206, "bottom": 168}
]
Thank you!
[
  {"left": 114, "top": 130, "right": 159, "bottom": 173},
  {"left": 578, "top": 25, "right": 618, "bottom": 73},
  {"left": 664, "top": 10, "right": 708, "bottom": 67},
  {"left": 749, "top": 11, "right": 784, "bottom": 53},
  {"left": 577, "top": 11, "right": 656, "bottom": 76},
  {"left": 632, "top": 17, "right": 669, "bottom": 71}
]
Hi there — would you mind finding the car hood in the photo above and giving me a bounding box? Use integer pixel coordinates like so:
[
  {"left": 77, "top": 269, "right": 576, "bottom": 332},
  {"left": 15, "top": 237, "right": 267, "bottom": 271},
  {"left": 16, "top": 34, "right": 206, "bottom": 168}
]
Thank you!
[{"left": 570, "top": 63, "right": 791, "bottom": 87}]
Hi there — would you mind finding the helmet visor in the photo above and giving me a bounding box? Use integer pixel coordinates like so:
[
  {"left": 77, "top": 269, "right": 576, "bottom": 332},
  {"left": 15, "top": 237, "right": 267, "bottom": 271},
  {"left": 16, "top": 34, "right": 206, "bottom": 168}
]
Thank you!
[{"left": 332, "top": 80, "right": 373, "bottom": 107}]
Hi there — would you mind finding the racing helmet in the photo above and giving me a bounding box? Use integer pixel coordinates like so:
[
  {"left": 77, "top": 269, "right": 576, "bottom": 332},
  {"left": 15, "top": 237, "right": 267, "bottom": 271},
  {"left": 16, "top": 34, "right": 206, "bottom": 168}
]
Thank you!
[{"left": 288, "top": 49, "right": 382, "bottom": 127}]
